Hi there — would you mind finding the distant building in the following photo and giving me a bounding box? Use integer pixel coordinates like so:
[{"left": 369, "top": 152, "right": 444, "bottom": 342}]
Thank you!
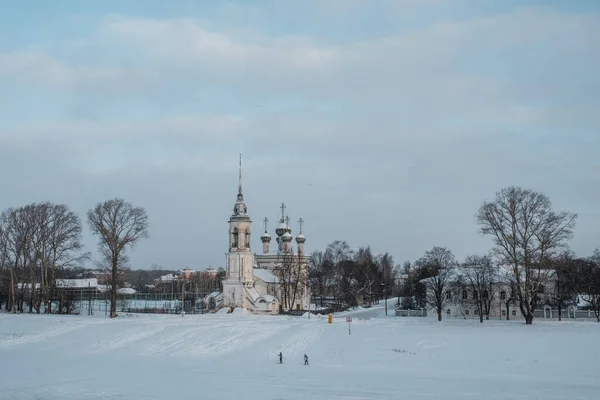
[{"left": 179, "top": 268, "right": 195, "bottom": 280}]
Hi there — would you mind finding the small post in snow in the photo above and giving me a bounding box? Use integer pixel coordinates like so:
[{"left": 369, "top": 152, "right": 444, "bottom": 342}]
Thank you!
[{"left": 346, "top": 316, "right": 352, "bottom": 335}]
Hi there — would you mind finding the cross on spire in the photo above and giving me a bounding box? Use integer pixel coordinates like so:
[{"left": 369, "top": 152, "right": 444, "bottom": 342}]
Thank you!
[
  {"left": 238, "top": 153, "right": 242, "bottom": 196},
  {"left": 280, "top": 202, "right": 286, "bottom": 221},
  {"left": 298, "top": 217, "right": 304, "bottom": 233},
  {"left": 263, "top": 217, "right": 269, "bottom": 233},
  {"left": 285, "top": 216, "right": 290, "bottom": 227}
]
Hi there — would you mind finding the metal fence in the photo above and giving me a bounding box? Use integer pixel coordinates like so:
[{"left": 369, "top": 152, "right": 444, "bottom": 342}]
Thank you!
[{"left": 73, "top": 291, "right": 220, "bottom": 315}]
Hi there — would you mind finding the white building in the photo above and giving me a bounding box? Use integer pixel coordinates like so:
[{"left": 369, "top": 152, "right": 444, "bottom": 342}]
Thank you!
[
  {"left": 420, "top": 268, "right": 580, "bottom": 320},
  {"left": 222, "top": 156, "right": 310, "bottom": 313}
]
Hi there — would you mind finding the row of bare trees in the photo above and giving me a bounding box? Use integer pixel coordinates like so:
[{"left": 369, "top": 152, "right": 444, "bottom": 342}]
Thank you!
[
  {"left": 402, "top": 186, "right": 599, "bottom": 324},
  {"left": 308, "top": 241, "right": 397, "bottom": 309},
  {"left": 0, "top": 198, "right": 149, "bottom": 318},
  {"left": 0, "top": 203, "right": 87, "bottom": 313}
]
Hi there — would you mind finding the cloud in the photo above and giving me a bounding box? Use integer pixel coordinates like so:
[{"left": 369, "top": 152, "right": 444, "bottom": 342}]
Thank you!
[{"left": 1, "top": 2, "right": 599, "bottom": 268}]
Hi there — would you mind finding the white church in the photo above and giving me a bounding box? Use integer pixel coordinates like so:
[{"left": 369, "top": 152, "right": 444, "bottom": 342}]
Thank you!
[{"left": 221, "top": 157, "right": 311, "bottom": 314}]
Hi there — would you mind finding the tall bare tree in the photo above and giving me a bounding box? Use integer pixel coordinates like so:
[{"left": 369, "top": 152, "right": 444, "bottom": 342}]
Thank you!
[
  {"left": 416, "top": 246, "right": 457, "bottom": 321},
  {"left": 308, "top": 250, "right": 335, "bottom": 307},
  {"left": 325, "top": 240, "right": 353, "bottom": 306},
  {"left": 378, "top": 252, "right": 395, "bottom": 299},
  {"left": 460, "top": 255, "right": 497, "bottom": 323},
  {"left": 87, "top": 198, "right": 149, "bottom": 318},
  {"left": 476, "top": 187, "right": 576, "bottom": 324},
  {"left": 354, "top": 246, "right": 380, "bottom": 305},
  {"left": 5, "top": 207, "right": 34, "bottom": 313},
  {"left": 43, "top": 204, "right": 88, "bottom": 313},
  {"left": 274, "top": 249, "right": 308, "bottom": 312}
]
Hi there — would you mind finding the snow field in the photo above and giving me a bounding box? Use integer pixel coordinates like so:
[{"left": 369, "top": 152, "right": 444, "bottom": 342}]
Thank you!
[{"left": 0, "top": 307, "right": 599, "bottom": 399}]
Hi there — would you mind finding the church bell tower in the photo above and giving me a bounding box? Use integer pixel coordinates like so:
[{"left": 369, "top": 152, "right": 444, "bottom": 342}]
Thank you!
[{"left": 223, "top": 154, "right": 255, "bottom": 308}]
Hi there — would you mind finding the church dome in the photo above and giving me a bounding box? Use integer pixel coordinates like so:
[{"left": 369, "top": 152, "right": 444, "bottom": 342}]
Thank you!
[
  {"left": 261, "top": 231, "right": 271, "bottom": 242},
  {"left": 282, "top": 232, "right": 293, "bottom": 242},
  {"left": 275, "top": 221, "right": 287, "bottom": 237},
  {"left": 295, "top": 233, "right": 306, "bottom": 244}
]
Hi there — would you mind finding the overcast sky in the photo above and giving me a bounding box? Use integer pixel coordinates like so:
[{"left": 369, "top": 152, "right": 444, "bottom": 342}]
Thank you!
[{"left": 1, "top": 0, "right": 599, "bottom": 270}]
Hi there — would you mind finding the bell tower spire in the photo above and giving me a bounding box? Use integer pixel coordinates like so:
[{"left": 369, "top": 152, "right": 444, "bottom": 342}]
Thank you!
[
  {"left": 237, "top": 153, "right": 243, "bottom": 201},
  {"left": 224, "top": 154, "right": 254, "bottom": 310}
]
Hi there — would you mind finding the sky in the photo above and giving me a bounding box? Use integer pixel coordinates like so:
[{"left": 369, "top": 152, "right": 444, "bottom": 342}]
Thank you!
[{"left": 1, "top": 0, "right": 599, "bottom": 270}]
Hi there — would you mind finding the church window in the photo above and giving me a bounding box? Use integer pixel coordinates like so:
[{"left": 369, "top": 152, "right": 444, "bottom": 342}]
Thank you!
[
  {"left": 232, "top": 228, "right": 239, "bottom": 248},
  {"left": 245, "top": 229, "right": 250, "bottom": 248},
  {"left": 462, "top": 290, "right": 468, "bottom": 300},
  {"left": 500, "top": 291, "right": 506, "bottom": 300}
]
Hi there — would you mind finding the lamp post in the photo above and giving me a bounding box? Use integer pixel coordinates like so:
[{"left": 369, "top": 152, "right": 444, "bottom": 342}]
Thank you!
[{"left": 181, "top": 280, "right": 187, "bottom": 316}]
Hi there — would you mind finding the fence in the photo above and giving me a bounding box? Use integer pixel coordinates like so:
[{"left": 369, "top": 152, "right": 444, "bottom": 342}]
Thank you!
[
  {"left": 284, "top": 306, "right": 341, "bottom": 317},
  {"left": 533, "top": 308, "right": 599, "bottom": 320},
  {"left": 71, "top": 291, "right": 220, "bottom": 315},
  {"left": 395, "top": 309, "right": 427, "bottom": 317}
]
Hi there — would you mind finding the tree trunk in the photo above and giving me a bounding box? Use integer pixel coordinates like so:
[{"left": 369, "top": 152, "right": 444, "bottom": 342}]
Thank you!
[
  {"left": 506, "top": 303, "right": 510, "bottom": 320},
  {"left": 110, "top": 256, "right": 118, "bottom": 318},
  {"left": 437, "top": 310, "right": 442, "bottom": 321},
  {"left": 479, "top": 313, "right": 483, "bottom": 323},
  {"left": 558, "top": 306, "right": 562, "bottom": 322},
  {"left": 525, "top": 313, "right": 534, "bottom": 325}
]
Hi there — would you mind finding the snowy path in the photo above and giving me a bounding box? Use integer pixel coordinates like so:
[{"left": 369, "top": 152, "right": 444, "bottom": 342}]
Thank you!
[{"left": 0, "top": 310, "right": 599, "bottom": 399}]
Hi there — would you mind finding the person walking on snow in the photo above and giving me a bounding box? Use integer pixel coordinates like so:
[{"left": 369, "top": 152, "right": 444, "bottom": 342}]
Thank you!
[
  {"left": 304, "top": 354, "right": 309, "bottom": 365},
  {"left": 278, "top": 352, "right": 283, "bottom": 364}
]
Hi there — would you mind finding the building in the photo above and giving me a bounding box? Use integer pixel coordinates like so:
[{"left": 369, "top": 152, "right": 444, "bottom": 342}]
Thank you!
[
  {"left": 419, "top": 267, "right": 585, "bottom": 320},
  {"left": 221, "top": 156, "right": 311, "bottom": 313},
  {"left": 179, "top": 268, "right": 195, "bottom": 280}
]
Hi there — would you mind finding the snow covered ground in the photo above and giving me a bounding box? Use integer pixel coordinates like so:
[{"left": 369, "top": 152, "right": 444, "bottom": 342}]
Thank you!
[{"left": 0, "top": 305, "right": 598, "bottom": 399}]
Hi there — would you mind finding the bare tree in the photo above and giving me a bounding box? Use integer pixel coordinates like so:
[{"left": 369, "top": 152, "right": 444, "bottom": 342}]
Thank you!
[
  {"left": 547, "top": 251, "right": 578, "bottom": 321},
  {"left": 378, "top": 252, "right": 395, "bottom": 300},
  {"left": 416, "top": 246, "right": 457, "bottom": 321},
  {"left": 4, "top": 207, "right": 34, "bottom": 313},
  {"left": 577, "top": 249, "right": 600, "bottom": 322},
  {"left": 325, "top": 240, "right": 353, "bottom": 307},
  {"left": 476, "top": 187, "right": 576, "bottom": 324},
  {"left": 0, "top": 214, "right": 9, "bottom": 311},
  {"left": 274, "top": 249, "right": 308, "bottom": 312},
  {"left": 326, "top": 240, "right": 354, "bottom": 265},
  {"left": 460, "top": 255, "right": 497, "bottom": 323},
  {"left": 354, "top": 247, "right": 380, "bottom": 305},
  {"left": 87, "top": 198, "right": 149, "bottom": 318},
  {"left": 308, "top": 250, "right": 335, "bottom": 307}
]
